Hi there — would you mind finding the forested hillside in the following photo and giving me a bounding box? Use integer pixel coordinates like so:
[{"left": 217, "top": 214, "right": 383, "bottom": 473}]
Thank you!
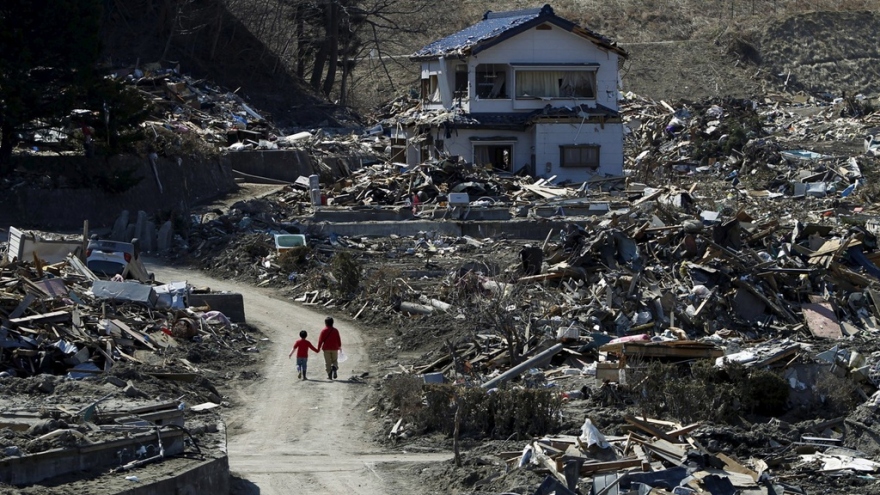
[{"left": 97, "top": 0, "right": 880, "bottom": 118}]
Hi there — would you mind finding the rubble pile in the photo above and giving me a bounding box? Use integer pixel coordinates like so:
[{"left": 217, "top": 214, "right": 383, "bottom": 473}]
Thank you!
[
  {"left": 620, "top": 92, "right": 879, "bottom": 199},
  {"left": 147, "top": 92, "right": 880, "bottom": 494},
  {"left": 0, "top": 250, "right": 262, "bottom": 486},
  {"left": 17, "top": 62, "right": 381, "bottom": 174}
]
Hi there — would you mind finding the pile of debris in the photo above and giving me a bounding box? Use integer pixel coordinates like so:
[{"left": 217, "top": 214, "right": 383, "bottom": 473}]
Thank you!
[
  {"left": 620, "top": 92, "right": 879, "bottom": 201},
  {"left": 104, "top": 90, "right": 880, "bottom": 494},
  {"left": 0, "top": 244, "right": 259, "bottom": 487}
]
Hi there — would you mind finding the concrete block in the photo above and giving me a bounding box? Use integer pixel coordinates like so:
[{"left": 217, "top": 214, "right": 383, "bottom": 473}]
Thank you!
[
  {"left": 188, "top": 293, "right": 246, "bottom": 323},
  {"left": 143, "top": 220, "right": 157, "bottom": 252},
  {"left": 124, "top": 224, "right": 136, "bottom": 243},
  {"left": 106, "top": 376, "right": 127, "bottom": 388},
  {"left": 0, "top": 427, "right": 185, "bottom": 485},
  {"left": 157, "top": 221, "right": 174, "bottom": 252},
  {"left": 111, "top": 210, "right": 130, "bottom": 241},
  {"left": 124, "top": 382, "right": 147, "bottom": 398}
]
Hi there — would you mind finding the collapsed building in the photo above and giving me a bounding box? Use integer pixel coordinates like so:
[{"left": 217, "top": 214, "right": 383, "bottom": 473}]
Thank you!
[
  {"left": 0, "top": 238, "right": 253, "bottom": 492},
  {"left": 162, "top": 87, "right": 880, "bottom": 494},
  {"left": 5, "top": 9, "right": 880, "bottom": 492}
]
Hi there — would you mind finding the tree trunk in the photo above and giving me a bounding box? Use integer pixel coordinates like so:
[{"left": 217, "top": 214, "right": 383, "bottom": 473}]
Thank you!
[
  {"left": 309, "top": 36, "right": 328, "bottom": 91},
  {"left": 321, "top": 1, "right": 340, "bottom": 97},
  {"left": 295, "top": 4, "right": 306, "bottom": 78},
  {"left": 338, "top": 51, "right": 350, "bottom": 106},
  {"left": 309, "top": 1, "right": 335, "bottom": 92}
]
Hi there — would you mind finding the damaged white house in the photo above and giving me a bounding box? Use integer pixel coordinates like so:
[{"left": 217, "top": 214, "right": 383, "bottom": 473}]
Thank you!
[{"left": 394, "top": 4, "right": 628, "bottom": 183}]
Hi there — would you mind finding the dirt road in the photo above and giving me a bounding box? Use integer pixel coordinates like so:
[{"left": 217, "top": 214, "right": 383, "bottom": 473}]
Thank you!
[{"left": 148, "top": 262, "right": 450, "bottom": 494}]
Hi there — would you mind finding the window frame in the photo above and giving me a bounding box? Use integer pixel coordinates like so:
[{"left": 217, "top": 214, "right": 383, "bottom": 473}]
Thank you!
[
  {"left": 559, "top": 144, "right": 600, "bottom": 169},
  {"left": 474, "top": 63, "right": 509, "bottom": 99},
  {"left": 512, "top": 66, "right": 598, "bottom": 100},
  {"left": 454, "top": 64, "right": 469, "bottom": 99},
  {"left": 421, "top": 74, "right": 441, "bottom": 103},
  {"left": 472, "top": 140, "right": 516, "bottom": 171}
]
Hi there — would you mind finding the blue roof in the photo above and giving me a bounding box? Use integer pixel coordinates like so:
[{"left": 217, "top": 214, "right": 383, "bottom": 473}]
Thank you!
[{"left": 411, "top": 5, "right": 625, "bottom": 60}]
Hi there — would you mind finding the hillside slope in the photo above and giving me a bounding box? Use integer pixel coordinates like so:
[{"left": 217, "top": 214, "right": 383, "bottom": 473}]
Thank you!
[
  {"left": 99, "top": 2, "right": 880, "bottom": 123},
  {"left": 101, "top": 0, "right": 339, "bottom": 127}
]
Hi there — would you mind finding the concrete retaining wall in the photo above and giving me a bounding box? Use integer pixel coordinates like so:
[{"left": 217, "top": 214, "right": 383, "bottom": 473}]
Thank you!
[
  {"left": 306, "top": 219, "right": 572, "bottom": 240},
  {"left": 226, "top": 149, "right": 366, "bottom": 183},
  {"left": 118, "top": 455, "right": 230, "bottom": 495},
  {"left": 0, "top": 428, "right": 185, "bottom": 485},
  {"left": 3, "top": 153, "right": 236, "bottom": 229}
]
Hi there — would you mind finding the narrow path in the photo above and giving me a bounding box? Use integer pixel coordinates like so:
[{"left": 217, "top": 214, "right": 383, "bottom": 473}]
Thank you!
[{"left": 148, "top": 262, "right": 450, "bottom": 494}]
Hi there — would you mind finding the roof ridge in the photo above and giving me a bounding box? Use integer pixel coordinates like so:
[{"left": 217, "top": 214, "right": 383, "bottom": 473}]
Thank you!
[{"left": 483, "top": 4, "right": 552, "bottom": 20}]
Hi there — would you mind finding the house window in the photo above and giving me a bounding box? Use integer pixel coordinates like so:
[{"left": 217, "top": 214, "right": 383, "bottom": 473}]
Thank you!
[
  {"left": 475, "top": 64, "right": 508, "bottom": 99},
  {"left": 390, "top": 138, "right": 406, "bottom": 163},
  {"left": 515, "top": 70, "right": 596, "bottom": 99},
  {"left": 473, "top": 143, "right": 514, "bottom": 171},
  {"left": 421, "top": 139, "right": 444, "bottom": 162},
  {"left": 560, "top": 145, "right": 599, "bottom": 169},
  {"left": 454, "top": 65, "right": 468, "bottom": 99},
  {"left": 421, "top": 75, "right": 440, "bottom": 103}
]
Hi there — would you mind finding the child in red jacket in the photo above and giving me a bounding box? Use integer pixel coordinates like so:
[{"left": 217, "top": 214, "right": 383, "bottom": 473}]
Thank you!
[{"left": 288, "top": 330, "right": 318, "bottom": 380}]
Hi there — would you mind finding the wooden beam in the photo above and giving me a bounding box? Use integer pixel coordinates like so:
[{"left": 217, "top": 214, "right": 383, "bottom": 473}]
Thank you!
[
  {"left": 625, "top": 416, "right": 680, "bottom": 444},
  {"left": 112, "top": 319, "right": 156, "bottom": 351},
  {"left": 579, "top": 457, "right": 643, "bottom": 475}
]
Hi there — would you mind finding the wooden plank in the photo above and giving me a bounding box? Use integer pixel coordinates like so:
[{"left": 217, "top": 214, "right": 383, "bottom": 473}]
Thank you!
[
  {"left": 116, "top": 348, "right": 142, "bottom": 363},
  {"left": 715, "top": 453, "right": 759, "bottom": 481},
  {"left": 579, "top": 457, "right": 643, "bottom": 475},
  {"left": 534, "top": 451, "right": 567, "bottom": 484},
  {"left": 650, "top": 439, "right": 687, "bottom": 458},
  {"left": 666, "top": 422, "right": 702, "bottom": 438},
  {"left": 9, "top": 294, "right": 37, "bottom": 319},
  {"left": 9, "top": 310, "right": 71, "bottom": 326},
  {"left": 112, "top": 319, "right": 156, "bottom": 351},
  {"left": 625, "top": 416, "right": 680, "bottom": 444},
  {"left": 604, "top": 342, "right": 723, "bottom": 359}
]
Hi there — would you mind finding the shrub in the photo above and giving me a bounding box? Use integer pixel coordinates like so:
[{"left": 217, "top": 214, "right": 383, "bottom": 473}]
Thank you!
[
  {"left": 632, "top": 359, "right": 789, "bottom": 423},
  {"left": 815, "top": 373, "right": 861, "bottom": 416},
  {"left": 385, "top": 374, "right": 424, "bottom": 421},
  {"left": 330, "top": 251, "right": 361, "bottom": 299},
  {"left": 420, "top": 384, "right": 561, "bottom": 439},
  {"left": 745, "top": 368, "right": 790, "bottom": 416},
  {"left": 278, "top": 246, "right": 310, "bottom": 273}
]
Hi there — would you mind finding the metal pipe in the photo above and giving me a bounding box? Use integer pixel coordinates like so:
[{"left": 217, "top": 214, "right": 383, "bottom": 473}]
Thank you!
[{"left": 481, "top": 343, "right": 564, "bottom": 389}]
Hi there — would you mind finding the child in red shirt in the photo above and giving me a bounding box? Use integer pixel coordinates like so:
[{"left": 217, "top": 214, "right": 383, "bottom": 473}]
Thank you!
[{"left": 288, "top": 330, "right": 318, "bottom": 380}]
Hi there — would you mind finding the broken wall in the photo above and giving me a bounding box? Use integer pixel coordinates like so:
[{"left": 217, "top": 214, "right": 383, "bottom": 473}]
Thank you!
[{"left": 4, "top": 154, "right": 236, "bottom": 229}]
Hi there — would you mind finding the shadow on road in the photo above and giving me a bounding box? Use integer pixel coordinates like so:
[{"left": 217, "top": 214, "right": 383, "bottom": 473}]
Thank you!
[{"left": 230, "top": 473, "right": 260, "bottom": 495}]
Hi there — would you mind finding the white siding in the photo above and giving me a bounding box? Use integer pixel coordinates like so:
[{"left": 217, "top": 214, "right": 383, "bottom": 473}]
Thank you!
[
  {"left": 438, "top": 129, "right": 533, "bottom": 172},
  {"left": 467, "top": 25, "right": 619, "bottom": 113},
  {"left": 420, "top": 59, "right": 453, "bottom": 110},
  {"left": 534, "top": 122, "right": 623, "bottom": 182}
]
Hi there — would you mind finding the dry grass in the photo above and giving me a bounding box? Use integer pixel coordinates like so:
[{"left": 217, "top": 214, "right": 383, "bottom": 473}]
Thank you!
[
  {"left": 630, "top": 359, "right": 790, "bottom": 423},
  {"left": 214, "top": 0, "right": 877, "bottom": 112}
]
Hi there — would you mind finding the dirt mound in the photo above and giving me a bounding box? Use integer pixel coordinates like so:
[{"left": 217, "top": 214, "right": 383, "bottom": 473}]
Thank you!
[
  {"left": 621, "top": 11, "right": 880, "bottom": 103},
  {"left": 757, "top": 11, "right": 880, "bottom": 96},
  {"left": 621, "top": 40, "right": 769, "bottom": 101}
]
